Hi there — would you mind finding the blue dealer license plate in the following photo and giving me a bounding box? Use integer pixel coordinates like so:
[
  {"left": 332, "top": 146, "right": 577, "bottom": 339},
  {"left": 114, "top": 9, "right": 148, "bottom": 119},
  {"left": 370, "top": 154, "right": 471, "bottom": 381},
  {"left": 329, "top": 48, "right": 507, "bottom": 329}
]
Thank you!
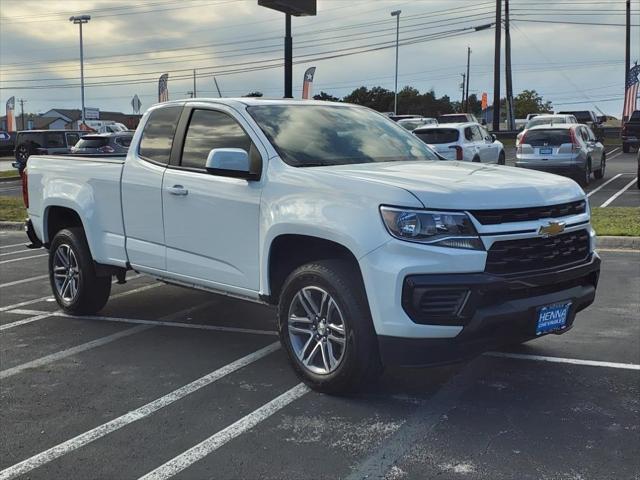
[{"left": 536, "top": 302, "right": 571, "bottom": 335}]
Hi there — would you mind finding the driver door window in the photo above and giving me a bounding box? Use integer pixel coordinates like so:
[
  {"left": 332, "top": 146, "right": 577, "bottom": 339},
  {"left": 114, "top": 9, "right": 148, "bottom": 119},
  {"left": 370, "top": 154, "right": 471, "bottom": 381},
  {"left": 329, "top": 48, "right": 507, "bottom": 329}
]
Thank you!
[{"left": 181, "top": 110, "right": 252, "bottom": 170}]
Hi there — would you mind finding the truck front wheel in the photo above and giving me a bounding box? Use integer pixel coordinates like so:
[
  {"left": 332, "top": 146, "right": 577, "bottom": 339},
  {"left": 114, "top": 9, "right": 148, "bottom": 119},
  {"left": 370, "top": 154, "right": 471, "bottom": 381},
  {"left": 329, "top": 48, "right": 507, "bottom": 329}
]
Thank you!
[
  {"left": 49, "top": 228, "right": 111, "bottom": 315},
  {"left": 278, "top": 260, "right": 382, "bottom": 394}
]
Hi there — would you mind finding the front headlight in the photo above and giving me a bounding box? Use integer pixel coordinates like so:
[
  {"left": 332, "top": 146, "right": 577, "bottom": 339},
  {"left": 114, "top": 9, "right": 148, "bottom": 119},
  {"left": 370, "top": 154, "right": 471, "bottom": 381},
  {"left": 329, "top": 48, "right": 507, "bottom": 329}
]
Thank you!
[{"left": 379, "top": 206, "right": 484, "bottom": 250}]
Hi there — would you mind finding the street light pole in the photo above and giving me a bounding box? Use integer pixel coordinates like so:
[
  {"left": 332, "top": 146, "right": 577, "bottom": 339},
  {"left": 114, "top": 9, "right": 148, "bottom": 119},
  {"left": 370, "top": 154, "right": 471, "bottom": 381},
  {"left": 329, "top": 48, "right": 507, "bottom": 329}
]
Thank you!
[
  {"left": 69, "top": 15, "right": 90, "bottom": 127},
  {"left": 391, "top": 10, "right": 401, "bottom": 115},
  {"left": 465, "top": 46, "right": 471, "bottom": 112}
]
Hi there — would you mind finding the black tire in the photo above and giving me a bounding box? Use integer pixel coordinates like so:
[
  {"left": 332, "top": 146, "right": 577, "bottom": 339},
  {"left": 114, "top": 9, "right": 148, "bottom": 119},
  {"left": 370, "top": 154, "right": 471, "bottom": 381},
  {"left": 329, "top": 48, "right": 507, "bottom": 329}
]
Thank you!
[
  {"left": 578, "top": 160, "right": 591, "bottom": 187},
  {"left": 594, "top": 155, "right": 605, "bottom": 179},
  {"left": 472, "top": 155, "right": 480, "bottom": 163},
  {"left": 622, "top": 142, "right": 630, "bottom": 154},
  {"left": 277, "top": 260, "right": 382, "bottom": 394},
  {"left": 15, "top": 144, "right": 29, "bottom": 163},
  {"left": 498, "top": 151, "right": 506, "bottom": 165},
  {"left": 49, "top": 227, "right": 111, "bottom": 315}
]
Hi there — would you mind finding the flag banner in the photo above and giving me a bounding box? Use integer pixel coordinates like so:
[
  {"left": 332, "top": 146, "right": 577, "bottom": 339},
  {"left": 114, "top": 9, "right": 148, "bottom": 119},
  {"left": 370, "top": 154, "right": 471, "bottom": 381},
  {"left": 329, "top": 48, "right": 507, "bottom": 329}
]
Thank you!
[
  {"left": 158, "top": 74, "right": 169, "bottom": 103},
  {"left": 131, "top": 94, "right": 142, "bottom": 113},
  {"left": 623, "top": 63, "right": 639, "bottom": 120},
  {"left": 481, "top": 92, "right": 488, "bottom": 110},
  {"left": 5, "top": 96, "right": 16, "bottom": 132},
  {"left": 302, "top": 67, "right": 316, "bottom": 100}
]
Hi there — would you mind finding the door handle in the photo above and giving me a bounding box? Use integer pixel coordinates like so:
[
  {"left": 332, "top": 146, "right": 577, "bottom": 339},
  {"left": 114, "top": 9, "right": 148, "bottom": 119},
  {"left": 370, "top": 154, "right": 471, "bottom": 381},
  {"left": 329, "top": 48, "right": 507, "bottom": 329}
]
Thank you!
[{"left": 167, "top": 185, "right": 189, "bottom": 196}]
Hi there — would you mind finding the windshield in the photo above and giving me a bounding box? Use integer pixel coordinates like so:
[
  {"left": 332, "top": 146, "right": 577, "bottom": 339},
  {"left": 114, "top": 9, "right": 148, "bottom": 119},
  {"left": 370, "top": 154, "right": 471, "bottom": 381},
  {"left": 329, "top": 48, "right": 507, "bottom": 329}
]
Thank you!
[
  {"left": 398, "top": 120, "right": 425, "bottom": 131},
  {"left": 438, "top": 115, "right": 467, "bottom": 123},
  {"left": 247, "top": 105, "right": 439, "bottom": 167},
  {"left": 527, "top": 117, "right": 568, "bottom": 128},
  {"left": 75, "top": 137, "right": 109, "bottom": 148},
  {"left": 414, "top": 128, "right": 459, "bottom": 144},
  {"left": 523, "top": 129, "right": 572, "bottom": 146}
]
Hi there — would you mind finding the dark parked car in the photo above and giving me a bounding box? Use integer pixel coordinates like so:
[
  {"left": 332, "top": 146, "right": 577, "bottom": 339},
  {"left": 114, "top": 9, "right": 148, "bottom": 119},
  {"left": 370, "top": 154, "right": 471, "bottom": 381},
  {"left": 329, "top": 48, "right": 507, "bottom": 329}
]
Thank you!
[
  {"left": 621, "top": 110, "right": 640, "bottom": 153},
  {"left": 13, "top": 130, "right": 84, "bottom": 171},
  {"left": 70, "top": 132, "right": 133, "bottom": 155},
  {"left": 558, "top": 110, "right": 603, "bottom": 139}
]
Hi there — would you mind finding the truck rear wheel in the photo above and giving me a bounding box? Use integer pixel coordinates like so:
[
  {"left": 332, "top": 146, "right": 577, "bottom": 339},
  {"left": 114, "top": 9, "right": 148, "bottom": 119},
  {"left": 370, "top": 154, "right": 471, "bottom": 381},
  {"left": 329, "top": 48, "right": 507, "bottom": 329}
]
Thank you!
[
  {"left": 278, "top": 260, "right": 382, "bottom": 394},
  {"left": 49, "top": 228, "right": 111, "bottom": 315}
]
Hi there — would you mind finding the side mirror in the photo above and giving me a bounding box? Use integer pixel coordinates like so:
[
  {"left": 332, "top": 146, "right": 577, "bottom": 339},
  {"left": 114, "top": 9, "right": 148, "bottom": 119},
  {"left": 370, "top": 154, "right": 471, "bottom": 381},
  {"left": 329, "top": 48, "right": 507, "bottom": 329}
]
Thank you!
[
  {"left": 205, "top": 148, "right": 255, "bottom": 180},
  {"left": 491, "top": 134, "right": 497, "bottom": 142}
]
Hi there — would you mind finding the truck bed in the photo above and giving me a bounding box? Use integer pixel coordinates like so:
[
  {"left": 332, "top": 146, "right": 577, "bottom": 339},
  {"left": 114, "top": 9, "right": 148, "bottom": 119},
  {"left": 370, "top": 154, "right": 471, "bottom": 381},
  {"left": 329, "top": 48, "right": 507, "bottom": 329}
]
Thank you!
[{"left": 26, "top": 154, "right": 129, "bottom": 267}]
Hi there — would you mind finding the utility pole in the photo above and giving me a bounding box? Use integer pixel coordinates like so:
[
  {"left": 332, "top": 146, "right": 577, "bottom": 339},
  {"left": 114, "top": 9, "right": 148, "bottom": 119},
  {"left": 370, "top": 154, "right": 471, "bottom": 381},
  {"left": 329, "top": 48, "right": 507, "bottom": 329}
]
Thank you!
[
  {"left": 465, "top": 46, "right": 471, "bottom": 112},
  {"left": 391, "top": 10, "right": 402, "bottom": 114},
  {"left": 19, "top": 99, "right": 26, "bottom": 130},
  {"left": 193, "top": 69, "right": 197, "bottom": 98},
  {"left": 284, "top": 13, "right": 292, "bottom": 98},
  {"left": 625, "top": 0, "right": 631, "bottom": 119},
  {"left": 69, "top": 15, "right": 91, "bottom": 126},
  {"left": 492, "top": 0, "right": 502, "bottom": 131},
  {"left": 505, "top": 0, "right": 515, "bottom": 130},
  {"left": 460, "top": 73, "right": 466, "bottom": 112},
  {"left": 213, "top": 76, "right": 222, "bottom": 97}
]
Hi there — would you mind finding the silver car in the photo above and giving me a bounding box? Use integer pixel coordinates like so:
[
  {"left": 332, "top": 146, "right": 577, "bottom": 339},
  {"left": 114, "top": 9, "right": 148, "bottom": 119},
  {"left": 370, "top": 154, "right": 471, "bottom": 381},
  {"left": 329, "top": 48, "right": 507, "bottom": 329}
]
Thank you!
[
  {"left": 516, "top": 114, "right": 578, "bottom": 146},
  {"left": 515, "top": 124, "right": 605, "bottom": 186}
]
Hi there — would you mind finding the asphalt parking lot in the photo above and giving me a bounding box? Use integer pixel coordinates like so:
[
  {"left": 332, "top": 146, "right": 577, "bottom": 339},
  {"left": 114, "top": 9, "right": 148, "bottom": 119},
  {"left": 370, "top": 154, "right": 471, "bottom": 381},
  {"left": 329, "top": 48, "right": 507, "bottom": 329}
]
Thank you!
[{"left": 0, "top": 228, "right": 639, "bottom": 479}]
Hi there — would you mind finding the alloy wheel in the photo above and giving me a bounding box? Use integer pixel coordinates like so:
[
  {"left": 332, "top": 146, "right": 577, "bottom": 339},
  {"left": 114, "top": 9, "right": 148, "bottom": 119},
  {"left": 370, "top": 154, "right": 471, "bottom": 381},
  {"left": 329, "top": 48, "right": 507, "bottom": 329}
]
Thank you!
[
  {"left": 52, "top": 244, "right": 80, "bottom": 303},
  {"left": 287, "top": 286, "right": 347, "bottom": 375}
]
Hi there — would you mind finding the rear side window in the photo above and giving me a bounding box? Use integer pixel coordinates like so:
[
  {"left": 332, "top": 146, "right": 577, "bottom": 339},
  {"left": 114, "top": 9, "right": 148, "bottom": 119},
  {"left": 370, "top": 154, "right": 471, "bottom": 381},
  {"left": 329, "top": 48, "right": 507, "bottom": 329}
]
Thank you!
[
  {"left": 115, "top": 136, "right": 132, "bottom": 147},
  {"left": 181, "top": 109, "right": 252, "bottom": 169},
  {"left": 414, "top": 129, "right": 459, "bottom": 144},
  {"left": 18, "top": 132, "right": 44, "bottom": 146},
  {"left": 523, "top": 129, "right": 571, "bottom": 146},
  {"left": 66, "top": 133, "right": 80, "bottom": 147},
  {"left": 76, "top": 137, "right": 109, "bottom": 148},
  {"left": 139, "top": 106, "right": 182, "bottom": 163},
  {"left": 46, "top": 133, "right": 65, "bottom": 148},
  {"left": 630, "top": 111, "right": 640, "bottom": 121}
]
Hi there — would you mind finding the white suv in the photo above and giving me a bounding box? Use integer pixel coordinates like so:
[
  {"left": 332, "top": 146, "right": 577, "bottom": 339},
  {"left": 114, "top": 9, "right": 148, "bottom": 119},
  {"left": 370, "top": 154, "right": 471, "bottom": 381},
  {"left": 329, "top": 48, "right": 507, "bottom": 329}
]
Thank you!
[{"left": 413, "top": 122, "right": 506, "bottom": 164}]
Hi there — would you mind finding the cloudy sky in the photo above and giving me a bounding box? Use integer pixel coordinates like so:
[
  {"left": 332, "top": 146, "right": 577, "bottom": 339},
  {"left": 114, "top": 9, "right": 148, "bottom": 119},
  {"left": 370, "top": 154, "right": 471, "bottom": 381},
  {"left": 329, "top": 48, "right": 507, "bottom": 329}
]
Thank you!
[{"left": 0, "top": 0, "right": 637, "bottom": 117}]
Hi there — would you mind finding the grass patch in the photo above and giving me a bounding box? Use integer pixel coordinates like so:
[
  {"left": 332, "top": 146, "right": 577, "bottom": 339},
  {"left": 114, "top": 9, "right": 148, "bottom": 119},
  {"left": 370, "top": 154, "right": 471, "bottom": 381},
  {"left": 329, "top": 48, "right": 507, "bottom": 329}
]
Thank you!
[
  {"left": 0, "top": 170, "right": 20, "bottom": 179},
  {"left": 0, "top": 195, "right": 26, "bottom": 222},
  {"left": 591, "top": 207, "right": 640, "bottom": 237}
]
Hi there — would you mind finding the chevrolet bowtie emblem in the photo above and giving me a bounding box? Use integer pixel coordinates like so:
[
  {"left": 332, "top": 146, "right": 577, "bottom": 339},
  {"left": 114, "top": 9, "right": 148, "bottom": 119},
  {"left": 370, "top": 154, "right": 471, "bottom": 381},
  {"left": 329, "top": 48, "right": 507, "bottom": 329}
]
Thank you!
[{"left": 538, "top": 221, "right": 566, "bottom": 237}]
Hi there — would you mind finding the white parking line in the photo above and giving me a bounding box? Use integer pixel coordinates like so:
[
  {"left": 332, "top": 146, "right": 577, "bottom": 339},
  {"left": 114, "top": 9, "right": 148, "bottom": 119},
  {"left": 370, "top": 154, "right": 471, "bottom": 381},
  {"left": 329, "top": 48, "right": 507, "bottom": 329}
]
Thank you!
[
  {"left": 6, "top": 308, "right": 278, "bottom": 336},
  {"left": 600, "top": 177, "right": 638, "bottom": 207},
  {"left": 587, "top": 173, "right": 624, "bottom": 197},
  {"left": 138, "top": 383, "right": 309, "bottom": 480},
  {"left": 0, "top": 280, "right": 156, "bottom": 322},
  {"left": 0, "top": 249, "right": 37, "bottom": 257},
  {"left": 606, "top": 147, "right": 620, "bottom": 155},
  {"left": 485, "top": 351, "right": 640, "bottom": 370},
  {"left": 0, "top": 274, "right": 49, "bottom": 289},
  {"left": 0, "top": 325, "right": 151, "bottom": 379},
  {"left": 607, "top": 152, "right": 623, "bottom": 161},
  {"left": 0, "top": 242, "right": 28, "bottom": 250},
  {"left": 0, "top": 342, "right": 280, "bottom": 480},
  {"left": 0, "top": 312, "right": 52, "bottom": 331},
  {"left": 0, "top": 253, "right": 48, "bottom": 265}
]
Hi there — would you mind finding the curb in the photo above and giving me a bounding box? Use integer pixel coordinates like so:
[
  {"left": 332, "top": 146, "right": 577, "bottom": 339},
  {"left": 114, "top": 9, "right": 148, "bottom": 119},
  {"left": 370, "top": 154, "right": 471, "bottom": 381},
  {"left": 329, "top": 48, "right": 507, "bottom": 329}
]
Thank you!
[
  {"left": 597, "top": 236, "right": 640, "bottom": 250},
  {"left": 0, "top": 221, "right": 23, "bottom": 231}
]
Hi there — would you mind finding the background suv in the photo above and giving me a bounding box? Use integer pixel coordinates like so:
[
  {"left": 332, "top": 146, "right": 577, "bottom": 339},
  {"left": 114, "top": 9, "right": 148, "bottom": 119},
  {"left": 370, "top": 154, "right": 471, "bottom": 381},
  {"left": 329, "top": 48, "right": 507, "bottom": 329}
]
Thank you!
[
  {"left": 516, "top": 124, "right": 605, "bottom": 186},
  {"left": 70, "top": 132, "right": 133, "bottom": 154},
  {"left": 413, "top": 122, "right": 505, "bottom": 164},
  {"left": 13, "top": 130, "right": 84, "bottom": 171}
]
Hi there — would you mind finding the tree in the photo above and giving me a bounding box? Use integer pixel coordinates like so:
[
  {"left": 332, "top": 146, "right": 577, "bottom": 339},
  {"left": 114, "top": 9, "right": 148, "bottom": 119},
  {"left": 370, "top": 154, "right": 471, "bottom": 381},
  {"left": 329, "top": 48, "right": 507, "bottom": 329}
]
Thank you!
[
  {"left": 243, "top": 91, "right": 263, "bottom": 97},
  {"left": 342, "top": 86, "right": 394, "bottom": 112},
  {"left": 514, "top": 90, "right": 553, "bottom": 118},
  {"left": 313, "top": 91, "right": 340, "bottom": 101}
]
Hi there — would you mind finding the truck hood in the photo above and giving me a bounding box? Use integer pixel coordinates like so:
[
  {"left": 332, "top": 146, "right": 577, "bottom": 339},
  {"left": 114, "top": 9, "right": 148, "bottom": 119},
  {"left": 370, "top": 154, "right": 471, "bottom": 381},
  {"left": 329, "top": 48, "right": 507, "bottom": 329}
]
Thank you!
[{"left": 317, "top": 161, "right": 584, "bottom": 210}]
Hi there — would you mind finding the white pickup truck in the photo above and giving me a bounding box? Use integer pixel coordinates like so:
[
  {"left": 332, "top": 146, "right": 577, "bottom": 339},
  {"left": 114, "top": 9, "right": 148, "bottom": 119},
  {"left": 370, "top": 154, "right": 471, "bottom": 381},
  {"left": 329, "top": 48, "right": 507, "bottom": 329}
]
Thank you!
[{"left": 24, "top": 99, "right": 601, "bottom": 393}]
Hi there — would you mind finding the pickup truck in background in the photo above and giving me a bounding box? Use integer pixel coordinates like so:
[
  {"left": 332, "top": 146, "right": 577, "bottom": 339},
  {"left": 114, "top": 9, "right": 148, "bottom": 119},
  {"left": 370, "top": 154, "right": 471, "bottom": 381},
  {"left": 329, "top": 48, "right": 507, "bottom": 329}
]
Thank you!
[
  {"left": 622, "top": 110, "right": 640, "bottom": 153},
  {"left": 23, "top": 99, "right": 601, "bottom": 393}
]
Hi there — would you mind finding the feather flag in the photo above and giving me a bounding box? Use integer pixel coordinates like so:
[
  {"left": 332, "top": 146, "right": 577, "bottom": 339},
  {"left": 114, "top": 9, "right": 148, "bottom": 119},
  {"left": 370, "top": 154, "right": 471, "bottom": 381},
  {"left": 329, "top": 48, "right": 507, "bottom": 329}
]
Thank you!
[
  {"left": 302, "top": 67, "right": 316, "bottom": 100},
  {"left": 158, "top": 74, "right": 169, "bottom": 103},
  {"left": 5, "top": 96, "right": 16, "bottom": 132}
]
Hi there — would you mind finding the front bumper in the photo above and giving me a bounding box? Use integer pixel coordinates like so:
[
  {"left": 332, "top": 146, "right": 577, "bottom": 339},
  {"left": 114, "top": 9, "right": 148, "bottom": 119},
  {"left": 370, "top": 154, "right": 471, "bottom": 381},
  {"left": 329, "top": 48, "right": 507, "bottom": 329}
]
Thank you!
[{"left": 378, "top": 253, "right": 600, "bottom": 367}]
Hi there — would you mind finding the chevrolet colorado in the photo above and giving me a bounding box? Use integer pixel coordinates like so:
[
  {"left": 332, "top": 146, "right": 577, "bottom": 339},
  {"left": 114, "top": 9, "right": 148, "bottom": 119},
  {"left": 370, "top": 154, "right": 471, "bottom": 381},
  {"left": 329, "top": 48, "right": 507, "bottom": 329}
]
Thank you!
[{"left": 24, "top": 99, "right": 601, "bottom": 393}]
